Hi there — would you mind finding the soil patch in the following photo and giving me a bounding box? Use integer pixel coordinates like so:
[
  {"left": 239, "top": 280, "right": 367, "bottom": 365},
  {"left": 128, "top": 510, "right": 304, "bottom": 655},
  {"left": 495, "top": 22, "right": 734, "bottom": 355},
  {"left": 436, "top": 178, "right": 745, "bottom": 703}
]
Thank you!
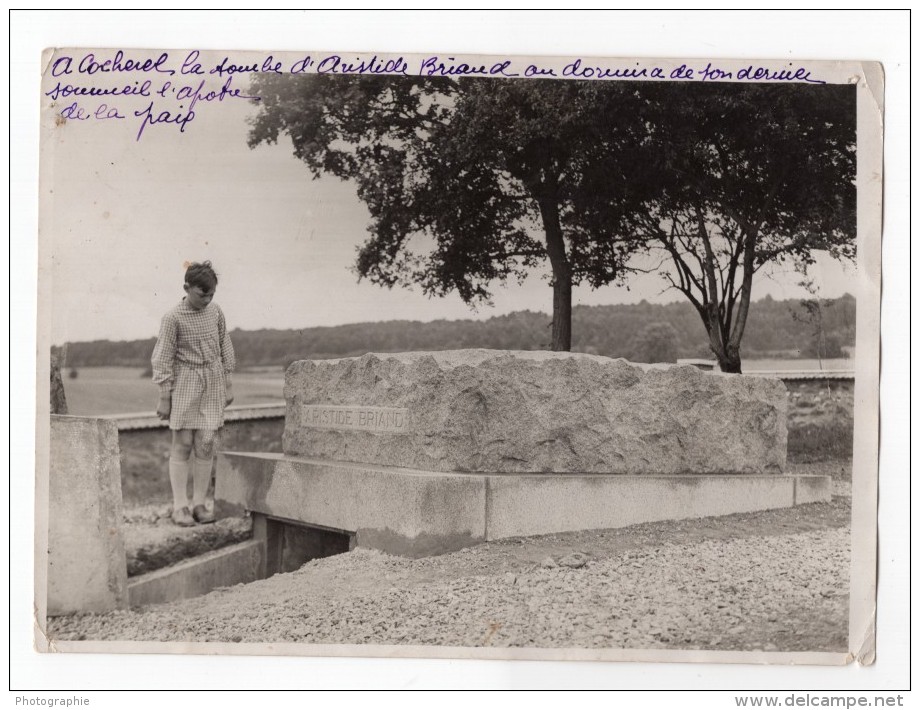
[{"left": 123, "top": 505, "right": 251, "bottom": 577}]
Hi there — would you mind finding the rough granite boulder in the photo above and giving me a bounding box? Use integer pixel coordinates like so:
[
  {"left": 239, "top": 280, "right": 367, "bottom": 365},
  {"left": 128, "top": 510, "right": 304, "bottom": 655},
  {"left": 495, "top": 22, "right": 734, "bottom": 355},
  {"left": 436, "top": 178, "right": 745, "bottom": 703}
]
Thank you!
[{"left": 283, "top": 350, "right": 787, "bottom": 475}]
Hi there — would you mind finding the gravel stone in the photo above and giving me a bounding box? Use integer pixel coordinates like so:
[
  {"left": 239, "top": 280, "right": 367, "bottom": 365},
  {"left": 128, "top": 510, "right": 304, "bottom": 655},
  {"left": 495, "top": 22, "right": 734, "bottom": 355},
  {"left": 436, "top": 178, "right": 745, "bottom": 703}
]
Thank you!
[
  {"left": 46, "top": 498, "right": 851, "bottom": 653},
  {"left": 558, "top": 552, "right": 588, "bottom": 569}
]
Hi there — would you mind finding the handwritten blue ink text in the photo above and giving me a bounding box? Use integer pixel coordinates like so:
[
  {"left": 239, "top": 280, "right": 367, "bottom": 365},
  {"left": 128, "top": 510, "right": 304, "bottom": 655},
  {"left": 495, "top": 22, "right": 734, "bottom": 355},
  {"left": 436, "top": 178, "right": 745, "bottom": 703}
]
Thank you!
[
  {"left": 60, "top": 102, "right": 125, "bottom": 121},
  {"left": 419, "top": 56, "right": 518, "bottom": 78},
  {"left": 45, "top": 80, "right": 151, "bottom": 101},
  {"left": 317, "top": 55, "right": 409, "bottom": 76},
  {"left": 52, "top": 51, "right": 174, "bottom": 77},
  {"left": 210, "top": 55, "right": 284, "bottom": 77},
  {"left": 134, "top": 101, "right": 195, "bottom": 141},
  {"left": 562, "top": 59, "right": 657, "bottom": 80}
]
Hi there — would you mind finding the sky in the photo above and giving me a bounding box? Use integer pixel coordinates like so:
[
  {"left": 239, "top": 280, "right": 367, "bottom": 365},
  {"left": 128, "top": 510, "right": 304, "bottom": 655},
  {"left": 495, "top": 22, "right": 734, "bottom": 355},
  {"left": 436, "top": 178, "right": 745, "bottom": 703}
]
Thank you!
[{"left": 43, "top": 49, "right": 856, "bottom": 345}]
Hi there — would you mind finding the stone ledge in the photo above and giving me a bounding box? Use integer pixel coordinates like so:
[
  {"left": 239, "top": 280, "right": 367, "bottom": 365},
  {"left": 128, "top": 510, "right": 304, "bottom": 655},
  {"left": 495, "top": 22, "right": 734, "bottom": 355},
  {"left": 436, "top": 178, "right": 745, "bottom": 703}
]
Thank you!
[
  {"left": 217, "top": 452, "right": 487, "bottom": 557},
  {"left": 216, "top": 452, "right": 829, "bottom": 558}
]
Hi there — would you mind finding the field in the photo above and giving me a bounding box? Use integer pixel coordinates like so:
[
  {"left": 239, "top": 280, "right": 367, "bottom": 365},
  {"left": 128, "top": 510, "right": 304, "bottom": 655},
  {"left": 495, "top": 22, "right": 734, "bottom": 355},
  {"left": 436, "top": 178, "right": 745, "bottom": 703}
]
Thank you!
[{"left": 62, "top": 367, "right": 285, "bottom": 416}]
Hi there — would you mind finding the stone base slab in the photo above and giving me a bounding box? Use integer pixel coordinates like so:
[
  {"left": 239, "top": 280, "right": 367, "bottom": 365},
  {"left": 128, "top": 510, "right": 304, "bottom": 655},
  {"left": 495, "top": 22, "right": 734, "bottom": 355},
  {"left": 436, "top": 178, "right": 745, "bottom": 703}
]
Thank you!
[{"left": 217, "top": 452, "right": 830, "bottom": 557}]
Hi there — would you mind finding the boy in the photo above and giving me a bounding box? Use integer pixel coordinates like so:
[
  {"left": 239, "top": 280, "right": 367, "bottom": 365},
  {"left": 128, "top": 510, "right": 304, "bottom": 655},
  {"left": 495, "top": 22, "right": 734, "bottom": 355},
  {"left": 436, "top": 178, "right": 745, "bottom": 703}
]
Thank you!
[{"left": 152, "top": 261, "right": 235, "bottom": 526}]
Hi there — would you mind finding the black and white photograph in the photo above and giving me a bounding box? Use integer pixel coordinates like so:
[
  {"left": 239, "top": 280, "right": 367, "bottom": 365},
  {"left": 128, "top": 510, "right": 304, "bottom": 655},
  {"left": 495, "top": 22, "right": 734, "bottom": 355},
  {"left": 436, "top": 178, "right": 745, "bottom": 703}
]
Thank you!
[{"left": 14, "top": 11, "right": 907, "bottom": 699}]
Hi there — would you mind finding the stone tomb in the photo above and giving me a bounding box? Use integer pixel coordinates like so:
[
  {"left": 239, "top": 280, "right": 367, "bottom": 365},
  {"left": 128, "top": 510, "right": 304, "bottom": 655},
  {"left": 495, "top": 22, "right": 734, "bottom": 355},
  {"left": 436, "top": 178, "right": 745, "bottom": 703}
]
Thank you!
[{"left": 216, "top": 350, "right": 830, "bottom": 558}]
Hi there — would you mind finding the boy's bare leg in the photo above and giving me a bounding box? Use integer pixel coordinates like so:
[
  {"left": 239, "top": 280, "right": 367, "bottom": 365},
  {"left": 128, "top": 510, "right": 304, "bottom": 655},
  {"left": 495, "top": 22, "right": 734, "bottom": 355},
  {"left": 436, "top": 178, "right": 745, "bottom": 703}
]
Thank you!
[
  {"left": 169, "top": 429, "right": 195, "bottom": 526},
  {"left": 191, "top": 429, "right": 217, "bottom": 524}
]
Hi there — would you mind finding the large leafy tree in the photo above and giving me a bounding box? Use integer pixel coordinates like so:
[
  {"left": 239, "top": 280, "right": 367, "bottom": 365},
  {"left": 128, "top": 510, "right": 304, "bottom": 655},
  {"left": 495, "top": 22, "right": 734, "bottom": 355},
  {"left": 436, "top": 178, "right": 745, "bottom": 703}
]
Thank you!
[
  {"left": 248, "top": 76, "right": 856, "bottom": 369},
  {"left": 627, "top": 83, "right": 856, "bottom": 372},
  {"left": 247, "top": 75, "right": 651, "bottom": 351}
]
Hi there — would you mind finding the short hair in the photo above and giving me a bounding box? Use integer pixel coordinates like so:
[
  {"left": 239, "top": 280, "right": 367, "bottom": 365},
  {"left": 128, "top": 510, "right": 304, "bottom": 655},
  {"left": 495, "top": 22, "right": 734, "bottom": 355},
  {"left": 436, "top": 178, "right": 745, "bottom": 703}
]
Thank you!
[{"left": 184, "top": 261, "right": 218, "bottom": 291}]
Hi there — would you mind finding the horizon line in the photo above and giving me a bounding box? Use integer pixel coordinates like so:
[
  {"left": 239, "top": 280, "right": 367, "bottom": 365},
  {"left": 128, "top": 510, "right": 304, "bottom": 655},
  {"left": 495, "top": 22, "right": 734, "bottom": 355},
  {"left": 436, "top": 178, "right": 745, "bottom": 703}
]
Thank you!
[{"left": 54, "top": 291, "right": 857, "bottom": 347}]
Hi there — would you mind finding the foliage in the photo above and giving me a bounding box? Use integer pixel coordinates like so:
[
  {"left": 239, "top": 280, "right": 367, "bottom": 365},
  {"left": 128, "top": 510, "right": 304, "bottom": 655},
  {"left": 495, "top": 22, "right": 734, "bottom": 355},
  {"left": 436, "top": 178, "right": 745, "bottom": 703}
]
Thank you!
[
  {"left": 63, "top": 295, "right": 856, "bottom": 368},
  {"left": 800, "top": 332, "right": 846, "bottom": 360},
  {"left": 50, "top": 353, "right": 68, "bottom": 415},
  {"left": 787, "top": 421, "right": 854, "bottom": 463},
  {"left": 626, "top": 83, "right": 857, "bottom": 372},
  {"left": 627, "top": 322, "right": 680, "bottom": 363},
  {"left": 248, "top": 75, "right": 654, "bottom": 351},
  {"left": 248, "top": 77, "right": 856, "bottom": 368},
  {"left": 248, "top": 77, "right": 857, "bottom": 367},
  {"left": 791, "top": 263, "right": 853, "bottom": 362}
]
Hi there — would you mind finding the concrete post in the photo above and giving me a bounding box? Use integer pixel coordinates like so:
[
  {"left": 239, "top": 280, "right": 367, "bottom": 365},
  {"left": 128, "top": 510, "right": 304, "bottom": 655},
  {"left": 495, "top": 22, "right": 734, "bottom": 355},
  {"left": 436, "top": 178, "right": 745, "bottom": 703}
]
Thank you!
[{"left": 47, "top": 416, "right": 128, "bottom": 614}]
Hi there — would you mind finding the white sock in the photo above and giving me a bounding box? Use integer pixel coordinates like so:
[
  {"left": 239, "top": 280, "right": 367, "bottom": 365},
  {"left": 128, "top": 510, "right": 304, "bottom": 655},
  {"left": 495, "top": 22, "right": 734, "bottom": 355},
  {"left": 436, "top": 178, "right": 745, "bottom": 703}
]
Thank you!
[
  {"left": 169, "top": 457, "right": 190, "bottom": 511},
  {"left": 192, "top": 456, "right": 213, "bottom": 508}
]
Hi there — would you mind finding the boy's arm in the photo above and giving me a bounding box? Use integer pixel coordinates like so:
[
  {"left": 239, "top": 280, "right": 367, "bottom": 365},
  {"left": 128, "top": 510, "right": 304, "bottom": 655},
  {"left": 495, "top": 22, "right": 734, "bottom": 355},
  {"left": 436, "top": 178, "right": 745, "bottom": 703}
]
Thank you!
[
  {"left": 151, "top": 313, "right": 177, "bottom": 418},
  {"left": 218, "top": 306, "right": 236, "bottom": 405}
]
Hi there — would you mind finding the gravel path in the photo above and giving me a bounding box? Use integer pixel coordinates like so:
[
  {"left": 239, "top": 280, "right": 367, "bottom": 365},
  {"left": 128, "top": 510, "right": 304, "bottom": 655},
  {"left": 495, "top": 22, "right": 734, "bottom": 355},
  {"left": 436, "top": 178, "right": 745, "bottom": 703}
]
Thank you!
[{"left": 49, "top": 498, "right": 850, "bottom": 652}]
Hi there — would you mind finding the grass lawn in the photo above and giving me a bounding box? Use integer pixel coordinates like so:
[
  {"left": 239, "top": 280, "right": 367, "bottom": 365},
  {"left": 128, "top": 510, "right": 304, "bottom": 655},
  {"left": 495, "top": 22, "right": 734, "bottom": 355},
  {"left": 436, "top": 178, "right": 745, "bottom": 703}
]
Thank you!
[{"left": 63, "top": 367, "right": 284, "bottom": 416}]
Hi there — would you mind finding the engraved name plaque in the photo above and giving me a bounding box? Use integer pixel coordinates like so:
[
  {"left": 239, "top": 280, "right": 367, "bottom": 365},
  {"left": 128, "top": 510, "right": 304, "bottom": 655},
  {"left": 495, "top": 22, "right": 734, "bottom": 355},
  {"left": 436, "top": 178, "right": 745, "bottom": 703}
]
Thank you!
[{"left": 300, "top": 405, "right": 409, "bottom": 432}]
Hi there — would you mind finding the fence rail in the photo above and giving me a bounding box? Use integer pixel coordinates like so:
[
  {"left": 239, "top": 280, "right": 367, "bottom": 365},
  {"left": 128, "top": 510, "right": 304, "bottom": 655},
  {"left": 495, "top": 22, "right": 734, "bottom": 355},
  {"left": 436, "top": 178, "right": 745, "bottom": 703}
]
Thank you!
[
  {"left": 747, "top": 370, "right": 855, "bottom": 381},
  {"left": 102, "top": 403, "right": 286, "bottom": 432}
]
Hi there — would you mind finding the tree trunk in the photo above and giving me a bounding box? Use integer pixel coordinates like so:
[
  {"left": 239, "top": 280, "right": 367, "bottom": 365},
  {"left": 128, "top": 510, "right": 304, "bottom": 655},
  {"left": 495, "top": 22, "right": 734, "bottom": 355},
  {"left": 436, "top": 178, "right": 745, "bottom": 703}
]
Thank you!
[
  {"left": 697, "top": 314, "right": 742, "bottom": 373},
  {"left": 536, "top": 190, "right": 572, "bottom": 351},
  {"left": 717, "top": 346, "right": 743, "bottom": 374},
  {"left": 552, "top": 270, "right": 573, "bottom": 351},
  {"left": 727, "top": 225, "right": 758, "bottom": 362}
]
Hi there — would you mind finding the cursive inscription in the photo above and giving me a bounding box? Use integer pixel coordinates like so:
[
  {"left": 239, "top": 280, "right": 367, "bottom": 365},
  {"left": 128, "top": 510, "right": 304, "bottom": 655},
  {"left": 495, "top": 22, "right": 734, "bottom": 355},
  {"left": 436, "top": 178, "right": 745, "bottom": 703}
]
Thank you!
[
  {"left": 419, "top": 56, "right": 518, "bottom": 78},
  {"left": 51, "top": 51, "right": 174, "bottom": 78},
  {"left": 59, "top": 101, "right": 124, "bottom": 121},
  {"left": 317, "top": 54, "right": 409, "bottom": 76},
  {"left": 45, "top": 49, "right": 830, "bottom": 142}
]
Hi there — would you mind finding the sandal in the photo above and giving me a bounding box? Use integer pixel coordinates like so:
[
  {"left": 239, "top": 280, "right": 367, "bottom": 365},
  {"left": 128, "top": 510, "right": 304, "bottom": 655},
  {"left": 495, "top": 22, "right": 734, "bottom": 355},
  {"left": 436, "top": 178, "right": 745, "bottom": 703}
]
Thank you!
[
  {"left": 172, "top": 506, "right": 196, "bottom": 527},
  {"left": 193, "top": 504, "right": 216, "bottom": 525}
]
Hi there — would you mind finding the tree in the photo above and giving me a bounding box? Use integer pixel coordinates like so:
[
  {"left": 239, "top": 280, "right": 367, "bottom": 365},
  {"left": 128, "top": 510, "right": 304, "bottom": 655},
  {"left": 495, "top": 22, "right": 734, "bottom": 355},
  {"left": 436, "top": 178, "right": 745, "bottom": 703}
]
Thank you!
[
  {"left": 627, "top": 321, "right": 680, "bottom": 364},
  {"left": 792, "top": 263, "right": 847, "bottom": 364},
  {"left": 626, "top": 83, "right": 856, "bottom": 373},
  {"left": 248, "top": 78, "right": 855, "bottom": 366},
  {"left": 247, "top": 75, "right": 651, "bottom": 351},
  {"left": 50, "top": 353, "right": 68, "bottom": 415}
]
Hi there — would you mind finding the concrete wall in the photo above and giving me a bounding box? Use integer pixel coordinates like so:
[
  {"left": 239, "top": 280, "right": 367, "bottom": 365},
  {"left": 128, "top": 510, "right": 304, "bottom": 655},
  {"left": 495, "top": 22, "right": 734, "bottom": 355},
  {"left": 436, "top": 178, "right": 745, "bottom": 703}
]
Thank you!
[
  {"left": 128, "top": 539, "right": 264, "bottom": 608},
  {"left": 48, "top": 416, "right": 128, "bottom": 614}
]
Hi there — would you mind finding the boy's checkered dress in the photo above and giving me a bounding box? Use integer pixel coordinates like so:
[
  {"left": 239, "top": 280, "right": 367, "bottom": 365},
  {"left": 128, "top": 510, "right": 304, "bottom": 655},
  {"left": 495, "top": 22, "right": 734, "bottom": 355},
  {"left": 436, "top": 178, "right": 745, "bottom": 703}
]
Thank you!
[{"left": 152, "top": 299, "right": 236, "bottom": 431}]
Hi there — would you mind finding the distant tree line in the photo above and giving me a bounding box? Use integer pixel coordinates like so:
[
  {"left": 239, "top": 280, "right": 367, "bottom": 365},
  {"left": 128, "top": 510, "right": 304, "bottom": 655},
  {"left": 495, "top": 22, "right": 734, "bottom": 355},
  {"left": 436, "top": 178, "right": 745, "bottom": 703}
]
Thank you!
[{"left": 60, "top": 294, "right": 855, "bottom": 370}]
